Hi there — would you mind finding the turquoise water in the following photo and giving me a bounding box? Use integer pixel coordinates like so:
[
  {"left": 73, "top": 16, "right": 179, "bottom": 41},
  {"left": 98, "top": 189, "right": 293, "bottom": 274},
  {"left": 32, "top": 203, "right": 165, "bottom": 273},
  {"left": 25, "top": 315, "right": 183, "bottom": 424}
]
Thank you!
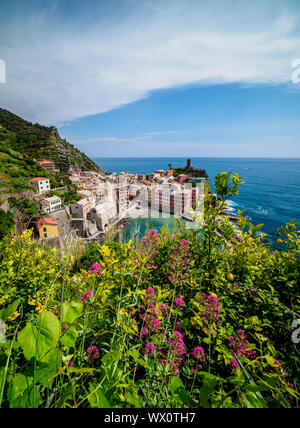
[
  {"left": 118, "top": 213, "right": 180, "bottom": 242},
  {"left": 94, "top": 157, "right": 300, "bottom": 246}
]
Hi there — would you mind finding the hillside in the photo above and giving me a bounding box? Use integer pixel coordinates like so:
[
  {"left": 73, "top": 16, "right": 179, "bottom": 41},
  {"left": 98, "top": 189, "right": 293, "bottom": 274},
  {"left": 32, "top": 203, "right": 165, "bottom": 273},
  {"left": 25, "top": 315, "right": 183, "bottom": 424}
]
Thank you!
[{"left": 0, "top": 108, "right": 101, "bottom": 194}]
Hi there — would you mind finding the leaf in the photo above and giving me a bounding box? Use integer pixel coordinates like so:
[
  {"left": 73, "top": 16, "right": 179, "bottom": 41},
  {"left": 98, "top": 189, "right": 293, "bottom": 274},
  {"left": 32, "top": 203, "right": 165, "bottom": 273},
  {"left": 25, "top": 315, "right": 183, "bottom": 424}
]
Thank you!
[
  {"left": 198, "top": 372, "right": 219, "bottom": 408},
  {"left": 61, "top": 300, "right": 83, "bottom": 325},
  {"left": 127, "top": 350, "right": 149, "bottom": 368},
  {"left": 26, "top": 349, "right": 61, "bottom": 388},
  {"left": 88, "top": 383, "right": 111, "bottom": 408},
  {"left": 18, "top": 311, "right": 60, "bottom": 362},
  {"left": 7, "top": 374, "right": 41, "bottom": 408},
  {"left": 125, "top": 392, "right": 142, "bottom": 408},
  {"left": 60, "top": 326, "right": 78, "bottom": 347},
  {"left": 169, "top": 376, "right": 194, "bottom": 406},
  {"left": 0, "top": 299, "right": 21, "bottom": 321},
  {"left": 242, "top": 391, "right": 267, "bottom": 408}
]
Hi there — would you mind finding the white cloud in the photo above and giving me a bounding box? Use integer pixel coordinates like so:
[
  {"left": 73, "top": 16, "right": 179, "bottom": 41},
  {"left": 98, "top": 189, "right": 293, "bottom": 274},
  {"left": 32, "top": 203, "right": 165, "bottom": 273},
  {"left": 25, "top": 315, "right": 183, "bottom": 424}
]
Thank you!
[{"left": 0, "top": 0, "right": 299, "bottom": 124}]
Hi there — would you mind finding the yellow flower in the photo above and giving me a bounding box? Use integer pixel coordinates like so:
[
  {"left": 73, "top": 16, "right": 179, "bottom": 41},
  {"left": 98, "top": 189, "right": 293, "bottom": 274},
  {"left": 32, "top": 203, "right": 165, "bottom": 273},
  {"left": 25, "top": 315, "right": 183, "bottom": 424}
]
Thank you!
[
  {"left": 227, "top": 273, "right": 234, "bottom": 282},
  {"left": 28, "top": 299, "right": 36, "bottom": 306},
  {"left": 8, "top": 311, "right": 20, "bottom": 322},
  {"left": 35, "top": 303, "right": 44, "bottom": 314},
  {"left": 119, "top": 308, "right": 129, "bottom": 318},
  {"left": 277, "top": 239, "right": 283, "bottom": 245}
]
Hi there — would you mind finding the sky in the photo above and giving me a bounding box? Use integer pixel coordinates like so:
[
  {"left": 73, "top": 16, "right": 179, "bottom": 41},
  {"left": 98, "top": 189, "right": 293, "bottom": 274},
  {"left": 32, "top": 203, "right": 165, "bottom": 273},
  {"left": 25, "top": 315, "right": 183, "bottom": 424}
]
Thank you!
[{"left": 0, "top": 0, "right": 300, "bottom": 157}]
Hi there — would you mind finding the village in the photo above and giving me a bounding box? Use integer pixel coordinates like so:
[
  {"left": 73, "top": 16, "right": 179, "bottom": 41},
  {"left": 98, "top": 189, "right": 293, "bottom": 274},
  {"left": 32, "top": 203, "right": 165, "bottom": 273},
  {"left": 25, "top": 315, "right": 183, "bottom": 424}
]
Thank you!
[{"left": 22, "top": 159, "right": 207, "bottom": 244}]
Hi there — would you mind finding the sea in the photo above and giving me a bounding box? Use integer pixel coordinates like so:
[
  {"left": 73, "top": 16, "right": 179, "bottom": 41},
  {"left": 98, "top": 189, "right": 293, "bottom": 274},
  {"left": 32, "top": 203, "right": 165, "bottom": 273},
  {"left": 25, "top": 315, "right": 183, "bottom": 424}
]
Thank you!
[{"left": 93, "top": 157, "right": 300, "bottom": 247}]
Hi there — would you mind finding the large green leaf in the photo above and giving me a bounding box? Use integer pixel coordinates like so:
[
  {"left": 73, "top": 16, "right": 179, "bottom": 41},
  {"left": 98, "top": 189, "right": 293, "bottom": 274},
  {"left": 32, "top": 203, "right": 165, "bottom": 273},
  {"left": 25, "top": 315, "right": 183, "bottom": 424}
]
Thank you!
[
  {"left": 169, "top": 376, "right": 195, "bottom": 407},
  {"left": 60, "top": 325, "right": 78, "bottom": 347},
  {"left": 18, "top": 311, "right": 60, "bottom": 362},
  {"left": 127, "top": 349, "right": 149, "bottom": 368},
  {"left": 198, "top": 372, "right": 219, "bottom": 408},
  {"left": 88, "top": 383, "right": 111, "bottom": 408},
  {"left": 7, "top": 374, "right": 41, "bottom": 408},
  {"left": 61, "top": 300, "right": 83, "bottom": 325}
]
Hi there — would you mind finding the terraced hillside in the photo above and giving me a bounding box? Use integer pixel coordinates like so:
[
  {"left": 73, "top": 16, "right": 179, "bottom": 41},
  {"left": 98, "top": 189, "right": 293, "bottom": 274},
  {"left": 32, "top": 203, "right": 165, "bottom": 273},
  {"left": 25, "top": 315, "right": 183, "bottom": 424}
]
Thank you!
[{"left": 0, "top": 108, "right": 101, "bottom": 194}]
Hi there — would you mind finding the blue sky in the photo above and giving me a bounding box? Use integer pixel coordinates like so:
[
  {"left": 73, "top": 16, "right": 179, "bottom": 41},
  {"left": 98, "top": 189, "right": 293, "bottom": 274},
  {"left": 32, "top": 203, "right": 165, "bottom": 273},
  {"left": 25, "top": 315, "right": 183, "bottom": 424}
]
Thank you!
[{"left": 0, "top": 0, "right": 300, "bottom": 157}]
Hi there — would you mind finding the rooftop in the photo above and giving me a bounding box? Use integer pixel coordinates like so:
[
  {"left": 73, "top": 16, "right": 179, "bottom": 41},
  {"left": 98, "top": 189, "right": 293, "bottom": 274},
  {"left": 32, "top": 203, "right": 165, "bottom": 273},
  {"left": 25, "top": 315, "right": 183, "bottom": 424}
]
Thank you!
[
  {"left": 37, "top": 218, "right": 58, "bottom": 228},
  {"left": 41, "top": 196, "right": 61, "bottom": 203},
  {"left": 29, "top": 177, "right": 47, "bottom": 182}
]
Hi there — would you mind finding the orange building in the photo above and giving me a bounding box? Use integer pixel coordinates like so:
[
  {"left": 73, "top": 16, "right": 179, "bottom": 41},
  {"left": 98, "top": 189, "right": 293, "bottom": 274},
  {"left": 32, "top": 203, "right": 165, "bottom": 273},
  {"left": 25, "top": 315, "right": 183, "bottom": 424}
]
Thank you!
[{"left": 37, "top": 218, "right": 59, "bottom": 239}]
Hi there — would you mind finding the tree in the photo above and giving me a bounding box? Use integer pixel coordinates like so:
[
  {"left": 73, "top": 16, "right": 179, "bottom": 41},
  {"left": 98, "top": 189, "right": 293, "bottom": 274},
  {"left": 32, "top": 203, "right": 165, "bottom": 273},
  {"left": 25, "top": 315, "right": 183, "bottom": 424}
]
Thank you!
[{"left": 0, "top": 209, "right": 14, "bottom": 239}]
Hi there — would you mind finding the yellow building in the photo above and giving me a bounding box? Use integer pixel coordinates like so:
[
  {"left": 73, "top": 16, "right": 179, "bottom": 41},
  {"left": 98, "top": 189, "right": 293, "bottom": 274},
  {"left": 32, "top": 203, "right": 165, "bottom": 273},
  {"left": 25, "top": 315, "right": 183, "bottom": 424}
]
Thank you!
[{"left": 37, "top": 218, "right": 59, "bottom": 239}]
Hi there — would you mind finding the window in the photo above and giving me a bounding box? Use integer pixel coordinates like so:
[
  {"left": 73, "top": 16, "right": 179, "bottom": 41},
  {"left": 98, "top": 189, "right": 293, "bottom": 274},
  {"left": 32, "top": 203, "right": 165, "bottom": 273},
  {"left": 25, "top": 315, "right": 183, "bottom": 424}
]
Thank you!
[
  {"left": 43, "top": 228, "right": 47, "bottom": 232},
  {"left": 44, "top": 233, "right": 47, "bottom": 238}
]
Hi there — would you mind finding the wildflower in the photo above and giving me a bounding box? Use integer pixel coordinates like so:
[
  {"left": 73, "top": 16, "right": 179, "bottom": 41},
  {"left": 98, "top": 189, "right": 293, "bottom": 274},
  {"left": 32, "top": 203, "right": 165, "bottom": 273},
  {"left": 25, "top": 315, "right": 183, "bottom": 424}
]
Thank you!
[
  {"left": 141, "top": 326, "right": 149, "bottom": 337},
  {"left": 230, "top": 358, "right": 239, "bottom": 369},
  {"left": 159, "top": 303, "right": 169, "bottom": 318},
  {"left": 203, "top": 295, "right": 220, "bottom": 323},
  {"left": 86, "top": 346, "right": 100, "bottom": 365},
  {"left": 192, "top": 346, "right": 205, "bottom": 360},
  {"left": 145, "top": 342, "right": 156, "bottom": 356},
  {"left": 35, "top": 303, "right": 44, "bottom": 314},
  {"left": 227, "top": 273, "right": 234, "bottom": 282},
  {"left": 80, "top": 290, "right": 94, "bottom": 306},
  {"left": 138, "top": 230, "right": 159, "bottom": 263},
  {"left": 7, "top": 311, "right": 21, "bottom": 322},
  {"left": 88, "top": 263, "right": 102, "bottom": 275},
  {"left": 151, "top": 318, "right": 161, "bottom": 332},
  {"left": 168, "top": 239, "right": 191, "bottom": 286},
  {"left": 191, "top": 346, "right": 205, "bottom": 372},
  {"left": 174, "top": 297, "right": 185, "bottom": 310},
  {"left": 228, "top": 330, "right": 257, "bottom": 360},
  {"left": 168, "top": 331, "right": 187, "bottom": 373}
]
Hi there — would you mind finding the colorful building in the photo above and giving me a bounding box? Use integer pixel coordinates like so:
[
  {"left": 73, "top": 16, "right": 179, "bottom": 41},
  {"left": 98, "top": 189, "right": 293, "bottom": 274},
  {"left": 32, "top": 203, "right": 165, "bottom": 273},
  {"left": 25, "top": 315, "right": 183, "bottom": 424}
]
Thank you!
[
  {"left": 28, "top": 177, "right": 50, "bottom": 194},
  {"left": 37, "top": 218, "right": 59, "bottom": 239},
  {"left": 39, "top": 196, "right": 62, "bottom": 213}
]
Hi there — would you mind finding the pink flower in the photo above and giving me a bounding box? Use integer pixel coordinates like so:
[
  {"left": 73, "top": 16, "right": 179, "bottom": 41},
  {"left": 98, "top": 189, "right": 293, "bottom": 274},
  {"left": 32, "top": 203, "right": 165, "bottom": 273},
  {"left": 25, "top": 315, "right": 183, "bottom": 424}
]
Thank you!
[
  {"left": 89, "top": 263, "right": 102, "bottom": 275},
  {"left": 174, "top": 297, "right": 185, "bottom": 310},
  {"left": 191, "top": 346, "right": 205, "bottom": 372},
  {"left": 228, "top": 330, "right": 257, "bottom": 360},
  {"left": 168, "top": 239, "right": 191, "bottom": 286},
  {"left": 192, "top": 346, "right": 205, "bottom": 361},
  {"left": 80, "top": 290, "right": 94, "bottom": 305},
  {"left": 145, "top": 342, "right": 156, "bottom": 356},
  {"left": 159, "top": 303, "right": 169, "bottom": 318},
  {"left": 86, "top": 346, "right": 100, "bottom": 365},
  {"left": 151, "top": 318, "right": 161, "bottom": 332},
  {"left": 202, "top": 295, "right": 220, "bottom": 323},
  {"left": 138, "top": 230, "right": 159, "bottom": 262},
  {"left": 230, "top": 358, "right": 239, "bottom": 369}
]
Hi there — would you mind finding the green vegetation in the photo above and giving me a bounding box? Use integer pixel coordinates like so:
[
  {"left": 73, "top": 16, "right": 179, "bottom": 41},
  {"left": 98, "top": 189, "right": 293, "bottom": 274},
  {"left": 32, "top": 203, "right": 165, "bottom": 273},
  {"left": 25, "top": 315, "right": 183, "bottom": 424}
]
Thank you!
[
  {"left": 49, "top": 188, "right": 82, "bottom": 205},
  {"left": 0, "top": 109, "right": 101, "bottom": 194},
  {"left": 0, "top": 173, "right": 299, "bottom": 408},
  {"left": 0, "top": 108, "right": 101, "bottom": 173},
  {"left": 0, "top": 210, "right": 14, "bottom": 240}
]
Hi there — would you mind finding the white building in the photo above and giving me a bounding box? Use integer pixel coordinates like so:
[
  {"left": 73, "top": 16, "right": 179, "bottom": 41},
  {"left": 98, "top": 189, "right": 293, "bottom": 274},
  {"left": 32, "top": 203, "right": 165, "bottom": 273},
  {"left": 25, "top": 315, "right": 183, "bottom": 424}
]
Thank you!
[
  {"left": 40, "top": 196, "right": 62, "bottom": 213},
  {"left": 70, "top": 198, "right": 92, "bottom": 220},
  {"left": 95, "top": 201, "right": 117, "bottom": 231},
  {"left": 28, "top": 178, "right": 50, "bottom": 194},
  {"left": 77, "top": 190, "right": 96, "bottom": 208}
]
